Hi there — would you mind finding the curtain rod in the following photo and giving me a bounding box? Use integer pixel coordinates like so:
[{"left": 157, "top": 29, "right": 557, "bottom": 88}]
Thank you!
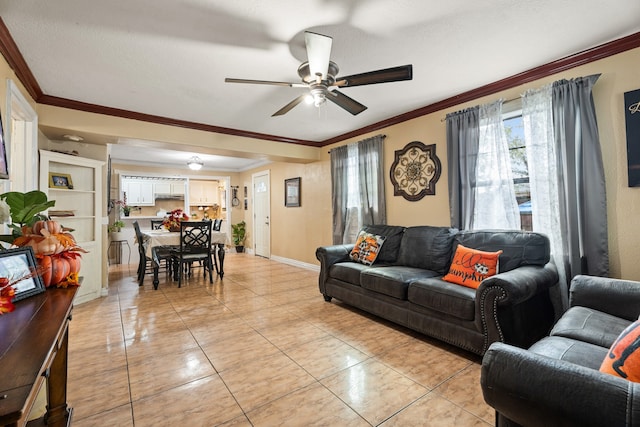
[
  {"left": 439, "top": 96, "right": 521, "bottom": 122},
  {"left": 327, "top": 134, "right": 386, "bottom": 154}
]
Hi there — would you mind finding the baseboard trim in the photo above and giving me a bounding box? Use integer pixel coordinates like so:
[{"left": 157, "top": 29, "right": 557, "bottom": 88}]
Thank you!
[{"left": 270, "top": 255, "right": 320, "bottom": 272}]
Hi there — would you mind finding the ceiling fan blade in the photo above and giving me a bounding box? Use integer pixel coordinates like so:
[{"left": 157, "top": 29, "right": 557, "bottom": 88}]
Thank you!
[
  {"left": 305, "top": 31, "right": 332, "bottom": 80},
  {"left": 327, "top": 90, "right": 367, "bottom": 115},
  {"left": 334, "top": 64, "right": 413, "bottom": 88},
  {"left": 225, "top": 78, "right": 307, "bottom": 88},
  {"left": 272, "top": 94, "right": 307, "bottom": 116}
]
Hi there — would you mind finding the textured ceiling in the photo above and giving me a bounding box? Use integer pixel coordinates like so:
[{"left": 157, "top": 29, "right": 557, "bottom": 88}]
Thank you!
[{"left": 0, "top": 0, "right": 639, "bottom": 169}]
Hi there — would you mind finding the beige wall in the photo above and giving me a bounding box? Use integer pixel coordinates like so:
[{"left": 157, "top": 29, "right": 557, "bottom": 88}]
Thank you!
[{"left": 1, "top": 46, "right": 639, "bottom": 280}]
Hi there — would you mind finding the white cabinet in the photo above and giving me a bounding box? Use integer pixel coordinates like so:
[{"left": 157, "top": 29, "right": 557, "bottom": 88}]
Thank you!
[
  {"left": 154, "top": 182, "right": 171, "bottom": 195},
  {"left": 189, "top": 180, "right": 218, "bottom": 205},
  {"left": 39, "top": 149, "right": 104, "bottom": 304},
  {"left": 171, "top": 181, "right": 185, "bottom": 196},
  {"left": 155, "top": 181, "right": 185, "bottom": 196},
  {"left": 122, "top": 179, "right": 154, "bottom": 205}
]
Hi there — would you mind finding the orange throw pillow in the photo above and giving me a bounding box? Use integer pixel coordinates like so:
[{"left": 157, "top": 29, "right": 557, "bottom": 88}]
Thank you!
[
  {"left": 350, "top": 230, "right": 385, "bottom": 266},
  {"left": 442, "top": 244, "right": 502, "bottom": 289},
  {"left": 600, "top": 320, "right": 640, "bottom": 382}
]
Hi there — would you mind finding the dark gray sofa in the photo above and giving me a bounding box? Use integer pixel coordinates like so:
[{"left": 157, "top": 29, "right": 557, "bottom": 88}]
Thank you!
[
  {"left": 481, "top": 275, "right": 640, "bottom": 427},
  {"left": 316, "top": 225, "right": 559, "bottom": 356}
]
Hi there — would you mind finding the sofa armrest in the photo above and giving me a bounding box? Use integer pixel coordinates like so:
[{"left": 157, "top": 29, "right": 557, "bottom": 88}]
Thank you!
[
  {"left": 476, "top": 264, "right": 558, "bottom": 352},
  {"left": 478, "top": 263, "right": 558, "bottom": 306},
  {"left": 481, "top": 342, "right": 640, "bottom": 427},
  {"left": 570, "top": 275, "right": 640, "bottom": 321},
  {"left": 316, "top": 244, "right": 353, "bottom": 293}
]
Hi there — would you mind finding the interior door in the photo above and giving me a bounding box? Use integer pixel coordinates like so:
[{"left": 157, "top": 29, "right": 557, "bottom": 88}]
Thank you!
[{"left": 253, "top": 171, "right": 270, "bottom": 258}]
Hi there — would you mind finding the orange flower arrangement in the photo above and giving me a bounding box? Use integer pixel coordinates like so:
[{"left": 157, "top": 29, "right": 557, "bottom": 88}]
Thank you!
[
  {"left": 0, "top": 278, "right": 15, "bottom": 314},
  {"left": 0, "top": 267, "right": 43, "bottom": 315}
]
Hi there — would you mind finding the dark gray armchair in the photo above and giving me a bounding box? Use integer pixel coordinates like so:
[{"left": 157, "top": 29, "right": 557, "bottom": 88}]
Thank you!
[{"left": 481, "top": 275, "right": 640, "bottom": 426}]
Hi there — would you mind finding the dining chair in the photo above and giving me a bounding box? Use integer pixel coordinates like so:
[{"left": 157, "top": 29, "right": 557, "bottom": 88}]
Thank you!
[
  {"left": 133, "top": 221, "right": 172, "bottom": 286},
  {"left": 213, "top": 219, "right": 222, "bottom": 231},
  {"left": 150, "top": 219, "right": 164, "bottom": 229},
  {"left": 133, "top": 221, "right": 152, "bottom": 285},
  {"left": 170, "top": 221, "right": 214, "bottom": 287}
]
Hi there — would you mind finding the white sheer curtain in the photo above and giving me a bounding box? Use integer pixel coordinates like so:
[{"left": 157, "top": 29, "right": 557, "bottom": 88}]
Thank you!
[
  {"left": 473, "top": 100, "right": 520, "bottom": 229},
  {"left": 522, "top": 84, "right": 567, "bottom": 309}
]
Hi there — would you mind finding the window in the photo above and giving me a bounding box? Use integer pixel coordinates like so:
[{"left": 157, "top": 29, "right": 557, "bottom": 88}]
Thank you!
[{"left": 503, "top": 111, "right": 532, "bottom": 230}]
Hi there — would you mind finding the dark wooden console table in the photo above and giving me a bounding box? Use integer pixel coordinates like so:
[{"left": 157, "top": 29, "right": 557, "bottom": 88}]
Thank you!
[{"left": 0, "top": 287, "right": 78, "bottom": 427}]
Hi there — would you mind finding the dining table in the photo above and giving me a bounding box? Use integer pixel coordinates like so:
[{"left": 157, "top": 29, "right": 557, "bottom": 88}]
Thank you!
[{"left": 140, "top": 228, "right": 228, "bottom": 288}]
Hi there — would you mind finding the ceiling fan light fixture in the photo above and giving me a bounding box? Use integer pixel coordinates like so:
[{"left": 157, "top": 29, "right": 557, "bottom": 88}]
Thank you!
[
  {"left": 309, "top": 87, "right": 327, "bottom": 107},
  {"left": 187, "top": 156, "right": 203, "bottom": 170}
]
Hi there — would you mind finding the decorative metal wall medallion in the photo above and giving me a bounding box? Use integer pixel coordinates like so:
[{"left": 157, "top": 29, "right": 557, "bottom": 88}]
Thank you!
[{"left": 390, "top": 141, "right": 441, "bottom": 201}]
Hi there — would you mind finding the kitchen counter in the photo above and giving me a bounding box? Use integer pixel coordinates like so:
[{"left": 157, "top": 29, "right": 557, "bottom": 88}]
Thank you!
[{"left": 121, "top": 215, "right": 165, "bottom": 220}]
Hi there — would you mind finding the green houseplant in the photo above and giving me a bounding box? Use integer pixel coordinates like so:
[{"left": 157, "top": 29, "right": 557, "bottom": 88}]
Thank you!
[
  {"left": 231, "top": 220, "right": 246, "bottom": 253},
  {"left": 108, "top": 220, "right": 126, "bottom": 241},
  {"left": 108, "top": 220, "right": 125, "bottom": 233},
  {"left": 0, "top": 190, "right": 55, "bottom": 244}
]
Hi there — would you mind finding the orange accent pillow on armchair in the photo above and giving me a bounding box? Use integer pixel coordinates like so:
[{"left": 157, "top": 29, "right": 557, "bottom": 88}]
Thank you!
[{"left": 600, "top": 320, "right": 640, "bottom": 382}]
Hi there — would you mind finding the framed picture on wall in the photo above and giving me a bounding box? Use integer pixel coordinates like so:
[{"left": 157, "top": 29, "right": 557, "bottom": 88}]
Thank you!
[
  {"left": 0, "top": 108, "right": 9, "bottom": 179},
  {"left": 625, "top": 88, "right": 640, "bottom": 187},
  {"left": 285, "top": 177, "right": 301, "bottom": 207}
]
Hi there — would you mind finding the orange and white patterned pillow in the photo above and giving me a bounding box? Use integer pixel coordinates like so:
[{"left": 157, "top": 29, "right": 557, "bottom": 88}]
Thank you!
[
  {"left": 442, "top": 244, "right": 502, "bottom": 289},
  {"left": 350, "top": 230, "right": 386, "bottom": 266}
]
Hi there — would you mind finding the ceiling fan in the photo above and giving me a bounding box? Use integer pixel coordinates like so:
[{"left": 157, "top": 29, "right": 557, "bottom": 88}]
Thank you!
[{"left": 225, "top": 31, "right": 413, "bottom": 117}]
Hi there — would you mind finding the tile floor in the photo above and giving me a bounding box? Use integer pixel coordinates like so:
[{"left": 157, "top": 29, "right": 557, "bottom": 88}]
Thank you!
[{"left": 68, "top": 254, "right": 494, "bottom": 426}]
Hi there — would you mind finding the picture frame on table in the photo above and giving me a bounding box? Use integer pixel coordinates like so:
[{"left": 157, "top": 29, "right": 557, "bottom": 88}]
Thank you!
[
  {"left": 49, "top": 172, "right": 74, "bottom": 189},
  {"left": 0, "top": 247, "right": 46, "bottom": 302},
  {"left": 284, "top": 177, "right": 301, "bottom": 207}
]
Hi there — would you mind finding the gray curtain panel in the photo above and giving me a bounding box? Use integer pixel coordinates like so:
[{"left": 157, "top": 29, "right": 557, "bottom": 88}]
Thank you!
[
  {"left": 552, "top": 74, "right": 609, "bottom": 278},
  {"left": 330, "top": 135, "right": 386, "bottom": 244},
  {"left": 446, "top": 106, "right": 480, "bottom": 230},
  {"left": 358, "top": 135, "right": 387, "bottom": 227}
]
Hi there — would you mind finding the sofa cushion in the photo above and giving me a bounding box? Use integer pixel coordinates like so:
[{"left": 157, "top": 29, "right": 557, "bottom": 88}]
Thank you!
[
  {"left": 363, "top": 224, "right": 405, "bottom": 263},
  {"left": 350, "top": 230, "right": 386, "bottom": 266},
  {"left": 529, "top": 336, "right": 608, "bottom": 370},
  {"left": 442, "top": 244, "right": 502, "bottom": 289},
  {"left": 455, "top": 230, "right": 550, "bottom": 272},
  {"left": 600, "top": 319, "right": 640, "bottom": 382},
  {"left": 329, "top": 262, "right": 372, "bottom": 286},
  {"left": 361, "top": 266, "right": 440, "bottom": 300},
  {"left": 396, "top": 226, "right": 457, "bottom": 274},
  {"left": 408, "top": 277, "right": 476, "bottom": 321},
  {"left": 550, "top": 306, "right": 632, "bottom": 348}
]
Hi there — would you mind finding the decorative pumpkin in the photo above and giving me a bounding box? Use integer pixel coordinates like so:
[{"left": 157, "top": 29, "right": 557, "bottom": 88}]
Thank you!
[
  {"left": 38, "top": 255, "right": 52, "bottom": 288},
  {"left": 32, "top": 220, "right": 63, "bottom": 236},
  {"left": 64, "top": 252, "right": 81, "bottom": 275},
  {"left": 51, "top": 255, "right": 70, "bottom": 286},
  {"left": 13, "top": 219, "right": 83, "bottom": 256},
  {"left": 37, "top": 252, "right": 82, "bottom": 288},
  {"left": 12, "top": 219, "right": 85, "bottom": 288}
]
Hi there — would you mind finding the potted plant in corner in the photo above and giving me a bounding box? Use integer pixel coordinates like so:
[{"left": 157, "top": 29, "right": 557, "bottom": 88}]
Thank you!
[
  {"left": 231, "top": 220, "right": 246, "bottom": 253},
  {"left": 108, "top": 220, "right": 126, "bottom": 241}
]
